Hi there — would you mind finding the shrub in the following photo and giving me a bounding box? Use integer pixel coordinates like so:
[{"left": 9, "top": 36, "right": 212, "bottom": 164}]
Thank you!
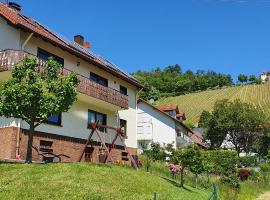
[
  {"left": 204, "top": 150, "right": 238, "bottom": 176},
  {"left": 220, "top": 175, "right": 240, "bottom": 189},
  {"left": 166, "top": 163, "right": 180, "bottom": 179},
  {"left": 260, "top": 163, "right": 270, "bottom": 173},
  {"left": 239, "top": 156, "right": 257, "bottom": 167},
  {"left": 238, "top": 168, "right": 251, "bottom": 181},
  {"left": 249, "top": 169, "right": 264, "bottom": 182}
]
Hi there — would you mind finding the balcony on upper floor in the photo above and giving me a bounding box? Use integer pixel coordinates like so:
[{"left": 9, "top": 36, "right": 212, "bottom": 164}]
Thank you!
[{"left": 0, "top": 49, "right": 128, "bottom": 109}]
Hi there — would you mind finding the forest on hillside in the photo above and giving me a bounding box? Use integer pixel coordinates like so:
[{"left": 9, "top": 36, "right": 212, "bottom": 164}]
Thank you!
[{"left": 132, "top": 65, "right": 233, "bottom": 101}]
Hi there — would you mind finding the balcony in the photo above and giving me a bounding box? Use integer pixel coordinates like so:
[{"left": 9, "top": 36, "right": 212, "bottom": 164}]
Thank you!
[{"left": 0, "top": 49, "right": 128, "bottom": 109}]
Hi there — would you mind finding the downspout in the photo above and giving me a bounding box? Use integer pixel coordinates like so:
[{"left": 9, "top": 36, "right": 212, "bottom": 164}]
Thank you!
[
  {"left": 21, "top": 32, "right": 33, "bottom": 50},
  {"left": 15, "top": 119, "right": 21, "bottom": 158},
  {"left": 135, "top": 88, "right": 143, "bottom": 151},
  {"left": 15, "top": 32, "right": 33, "bottom": 158}
]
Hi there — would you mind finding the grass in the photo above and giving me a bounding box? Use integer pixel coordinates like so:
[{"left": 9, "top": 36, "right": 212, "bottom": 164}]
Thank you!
[
  {"left": 218, "top": 176, "right": 270, "bottom": 200},
  {"left": 157, "top": 84, "right": 270, "bottom": 125},
  {"left": 0, "top": 163, "right": 210, "bottom": 200},
  {"left": 143, "top": 158, "right": 270, "bottom": 200}
]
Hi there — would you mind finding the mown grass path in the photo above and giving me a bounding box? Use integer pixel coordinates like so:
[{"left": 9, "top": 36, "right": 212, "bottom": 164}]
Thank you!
[
  {"left": 157, "top": 84, "right": 270, "bottom": 125},
  {"left": 255, "top": 192, "right": 270, "bottom": 200}
]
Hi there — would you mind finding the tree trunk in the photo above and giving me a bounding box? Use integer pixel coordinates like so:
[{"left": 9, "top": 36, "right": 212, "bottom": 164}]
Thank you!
[
  {"left": 25, "top": 121, "right": 35, "bottom": 163},
  {"left": 195, "top": 174, "right": 198, "bottom": 188},
  {"left": 180, "top": 168, "right": 184, "bottom": 188}
]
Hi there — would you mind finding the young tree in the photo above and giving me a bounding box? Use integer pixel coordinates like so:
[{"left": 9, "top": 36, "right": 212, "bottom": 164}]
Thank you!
[
  {"left": 202, "top": 99, "right": 270, "bottom": 155},
  {"left": 172, "top": 144, "right": 202, "bottom": 187},
  {"left": 198, "top": 110, "right": 212, "bottom": 128},
  {"left": 188, "top": 146, "right": 204, "bottom": 187},
  {"left": 254, "top": 78, "right": 262, "bottom": 84},
  {"left": 248, "top": 75, "right": 256, "bottom": 83},
  {"left": 0, "top": 57, "right": 79, "bottom": 163},
  {"left": 252, "top": 130, "right": 270, "bottom": 159},
  {"left": 238, "top": 74, "right": 248, "bottom": 84}
]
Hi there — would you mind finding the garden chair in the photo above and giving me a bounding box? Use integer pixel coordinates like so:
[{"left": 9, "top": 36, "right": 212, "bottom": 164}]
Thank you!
[{"left": 32, "top": 146, "right": 70, "bottom": 163}]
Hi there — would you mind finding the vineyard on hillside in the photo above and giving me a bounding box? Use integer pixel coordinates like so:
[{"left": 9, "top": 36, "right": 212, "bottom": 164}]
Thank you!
[{"left": 156, "top": 84, "right": 270, "bottom": 125}]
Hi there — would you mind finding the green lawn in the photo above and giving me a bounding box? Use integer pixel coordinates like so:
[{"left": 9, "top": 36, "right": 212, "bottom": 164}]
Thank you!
[{"left": 0, "top": 163, "right": 210, "bottom": 200}]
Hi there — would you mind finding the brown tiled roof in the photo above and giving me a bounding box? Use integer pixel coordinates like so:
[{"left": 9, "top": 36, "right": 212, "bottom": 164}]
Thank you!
[
  {"left": 155, "top": 105, "right": 186, "bottom": 120},
  {"left": 0, "top": 2, "right": 143, "bottom": 88},
  {"left": 188, "top": 132, "right": 207, "bottom": 148},
  {"left": 155, "top": 105, "right": 178, "bottom": 112},
  {"left": 176, "top": 112, "right": 186, "bottom": 120}
]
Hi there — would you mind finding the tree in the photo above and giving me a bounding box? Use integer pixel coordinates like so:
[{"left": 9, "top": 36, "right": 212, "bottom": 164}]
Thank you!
[
  {"left": 198, "top": 110, "right": 212, "bottom": 128},
  {"left": 238, "top": 74, "right": 248, "bottom": 84},
  {"left": 252, "top": 130, "right": 270, "bottom": 159},
  {"left": 254, "top": 78, "right": 262, "bottom": 84},
  {"left": 188, "top": 146, "right": 204, "bottom": 187},
  {"left": 172, "top": 144, "right": 202, "bottom": 187},
  {"left": 0, "top": 57, "right": 79, "bottom": 163},
  {"left": 201, "top": 99, "right": 270, "bottom": 155},
  {"left": 149, "top": 142, "right": 166, "bottom": 161},
  {"left": 132, "top": 66, "right": 233, "bottom": 101},
  {"left": 249, "top": 75, "right": 256, "bottom": 83}
]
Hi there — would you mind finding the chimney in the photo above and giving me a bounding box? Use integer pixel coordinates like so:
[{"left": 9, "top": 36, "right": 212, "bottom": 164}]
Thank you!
[
  {"left": 74, "top": 35, "right": 84, "bottom": 46},
  {"left": 84, "top": 41, "right": 90, "bottom": 49},
  {"left": 8, "top": 2, "right": 21, "bottom": 12}
]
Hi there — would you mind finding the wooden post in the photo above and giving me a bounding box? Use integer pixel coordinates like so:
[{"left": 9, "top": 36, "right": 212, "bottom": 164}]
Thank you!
[
  {"left": 154, "top": 192, "right": 157, "bottom": 200},
  {"left": 77, "top": 121, "right": 99, "bottom": 162},
  {"left": 118, "top": 132, "right": 138, "bottom": 169},
  {"left": 94, "top": 129, "right": 114, "bottom": 163},
  {"left": 104, "top": 129, "right": 120, "bottom": 163}
]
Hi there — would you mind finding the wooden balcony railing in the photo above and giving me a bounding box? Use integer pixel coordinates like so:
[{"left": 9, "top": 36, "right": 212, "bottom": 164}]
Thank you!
[{"left": 0, "top": 49, "right": 129, "bottom": 108}]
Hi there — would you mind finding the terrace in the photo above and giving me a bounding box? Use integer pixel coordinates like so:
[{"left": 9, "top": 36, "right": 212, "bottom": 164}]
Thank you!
[{"left": 0, "top": 49, "right": 128, "bottom": 109}]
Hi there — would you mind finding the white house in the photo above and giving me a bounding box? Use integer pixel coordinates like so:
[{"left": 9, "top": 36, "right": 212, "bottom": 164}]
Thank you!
[
  {"left": 137, "top": 99, "right": 205, "bottom": 151},
  {"left": 261, "top": 72, "right": 270, "bottom": 83},
  {"left": 0, "top": 2, "right": 143, "bottom": 164}
]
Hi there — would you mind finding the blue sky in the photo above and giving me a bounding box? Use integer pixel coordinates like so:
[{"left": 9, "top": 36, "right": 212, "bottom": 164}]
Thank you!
[{"left": 12, "top": 0, "right": 270, "bottom": 80}]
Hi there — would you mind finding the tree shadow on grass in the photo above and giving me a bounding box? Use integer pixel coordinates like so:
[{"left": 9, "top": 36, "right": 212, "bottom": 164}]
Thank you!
[{"left": 161, "top": 176, "right": 194, "bottom": 192}]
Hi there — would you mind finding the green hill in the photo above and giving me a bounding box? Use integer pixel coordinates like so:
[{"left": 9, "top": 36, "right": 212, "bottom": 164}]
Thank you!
[
  {"left": 157, "top": 84, "right": 270, "bottom": 125},
  {"left": 0, "top": 163, "right": 209, "bottom": 200}
]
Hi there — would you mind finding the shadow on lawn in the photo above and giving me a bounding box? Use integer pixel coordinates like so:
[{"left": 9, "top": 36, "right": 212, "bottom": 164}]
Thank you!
[{"left": 161, "top": 177, "right": 194, "bottom": 192}]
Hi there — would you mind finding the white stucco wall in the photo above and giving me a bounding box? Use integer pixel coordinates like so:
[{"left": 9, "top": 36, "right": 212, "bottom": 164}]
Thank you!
[
  {"left": 0, "top": 18, "right": 139, "bottom": 148},
  {"left": 261, "top": 73, "right": 270, "bottom": 83},
  {"left": 137, "top": 102, "right": 177, "bottom": 149},
  {"left": 0, "top": 17, "right": 20, "bottom": 50},
  {"left": 22, "top": 35, "right": 139, "bottom": 148},
  {"left": 0, "top": 99, "right": 123, "bottom": 146}
]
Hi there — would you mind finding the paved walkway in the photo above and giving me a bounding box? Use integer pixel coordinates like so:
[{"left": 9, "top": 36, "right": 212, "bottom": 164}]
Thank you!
[{"left": 256, "top": 192, "right": 270, "bottom": 200}]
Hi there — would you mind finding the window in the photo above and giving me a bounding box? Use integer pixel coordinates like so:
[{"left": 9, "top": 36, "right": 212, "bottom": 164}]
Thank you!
[
  {"left": 121, "top": 152, "right": 129, "bottom": 161},
  {"left": 165, "top": 110, "right": 176, "bottom": 117},
  {"left": 85, "top": 147, "right": 94, "bottom": 162},
  {"left": 39, "top": 140, "right": 53, "bottom": 156},
  {"left": 88, "top": 110, "right": 107, "bottom": 132},
  {"left": 120, "top": 119, "right": 127, "bottom": 137},
  {"left": 37, "top": 48, "right": 64, "bottom": 65},
  {"left": 45, "top": 114, "right": 61, "bottom": 126},
  {"left": 120, "top": 85, "right": 128, "bottom": 95},
  {"left": 90, "top": 72, "right": 108, "bottom": 87}
]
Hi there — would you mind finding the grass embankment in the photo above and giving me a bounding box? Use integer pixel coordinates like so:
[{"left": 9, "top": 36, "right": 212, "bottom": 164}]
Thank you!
[
  {"left": 146, "top": 160, "right": 270, "bottom": 200},
  {"left": 157, "top": 84, "right": 270, "bottom": 125},
  {"left": 217, "top": 176, "right": 270, "bottom": 200},
  {"left": 0, "top": 163, "right": 209, "bottom": 200}
]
